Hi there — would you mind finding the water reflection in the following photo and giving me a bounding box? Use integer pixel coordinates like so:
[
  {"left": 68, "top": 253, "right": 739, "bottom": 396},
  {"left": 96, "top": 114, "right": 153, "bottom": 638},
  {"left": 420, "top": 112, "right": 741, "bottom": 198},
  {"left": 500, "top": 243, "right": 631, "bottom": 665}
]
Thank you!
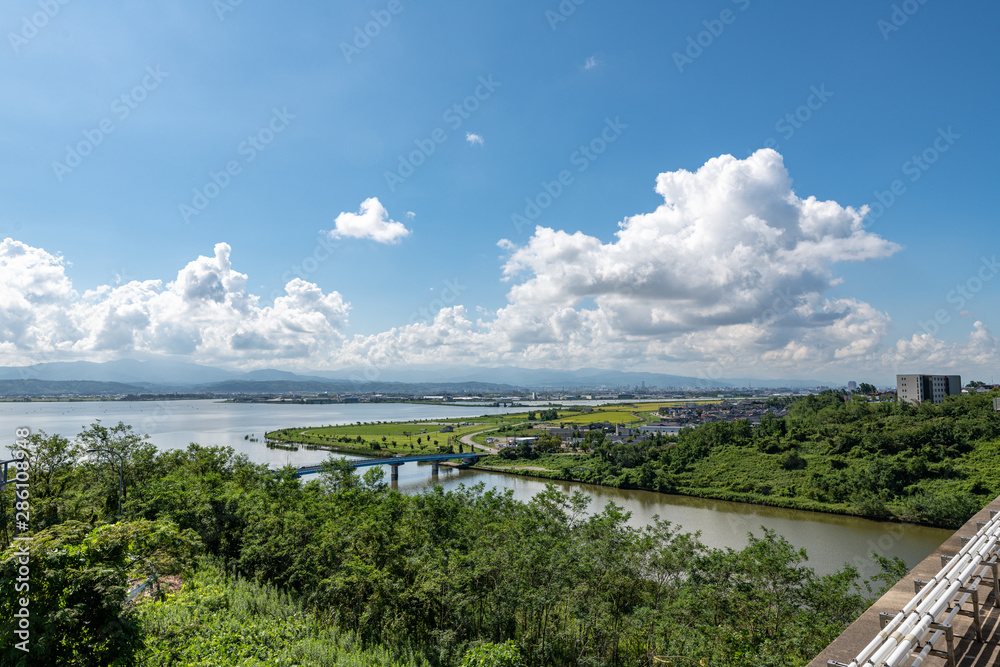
[{"left": 364, "top": 462, "right": 950, "bottom": 579}]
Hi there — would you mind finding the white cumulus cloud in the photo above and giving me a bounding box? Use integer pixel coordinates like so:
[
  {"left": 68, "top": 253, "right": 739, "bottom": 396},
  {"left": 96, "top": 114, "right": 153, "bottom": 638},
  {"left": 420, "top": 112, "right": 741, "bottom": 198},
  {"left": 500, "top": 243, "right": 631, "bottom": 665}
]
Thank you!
[
  {"left": 883, "top": 321, "right": 999, "bottom": 376},
  {"left": 0, "top": 240, "right": 350, "bottom": 366},
  {"left": 465, "top": 132, "right": 484, "bottom": 146},
  {"left": 330, "top": 197, "right": 411, "bottom": 244},
  {"left": 8, "top": 150, "right": 993, "bottom": 381},
  {"left": 330, "top": 149, "right": 911, "bottom": 378}
]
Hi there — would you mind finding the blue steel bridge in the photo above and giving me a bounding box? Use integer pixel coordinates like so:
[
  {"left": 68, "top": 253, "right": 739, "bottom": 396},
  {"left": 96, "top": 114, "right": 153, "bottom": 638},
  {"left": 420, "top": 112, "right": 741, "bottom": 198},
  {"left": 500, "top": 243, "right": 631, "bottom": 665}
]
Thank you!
[{"left": 296, "top": 452, "right": 487, "bottom": 480}]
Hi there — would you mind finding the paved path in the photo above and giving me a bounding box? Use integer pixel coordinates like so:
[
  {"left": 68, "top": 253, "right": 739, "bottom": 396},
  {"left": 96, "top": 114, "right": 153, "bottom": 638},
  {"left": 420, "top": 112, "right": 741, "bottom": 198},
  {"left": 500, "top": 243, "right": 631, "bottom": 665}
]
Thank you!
[{"left": 460, "top": 427, "right": 500, "bottom": 454}]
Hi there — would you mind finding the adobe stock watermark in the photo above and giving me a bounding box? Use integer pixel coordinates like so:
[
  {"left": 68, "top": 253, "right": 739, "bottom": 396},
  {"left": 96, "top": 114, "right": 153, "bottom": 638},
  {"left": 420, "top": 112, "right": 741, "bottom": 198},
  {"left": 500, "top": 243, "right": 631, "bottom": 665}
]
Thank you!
[
  {"left": 268, "top": 233, "right": 341, "bottom": 302},
  {"left": 511, "top": 116, "right": 627, "bottom": 233},
  {"left": 407, "top": 278, "right": 467, "bottom": 326},
  {"left": 51, "top": 66, "right": 169, "bottom": 183},
  {"left": 384, "top": 75, "right": 501, "bottom": 192},
  {"left": 179, "top": 106, "right": 295, "bottom": 224},
  {"left": 751, "top": 287, "right": 799, "bottom": 330},
  {"left": 759, "top": 85, "right": 834, "bottom": 153},
  {"left": 353, "top": 281, "right": 455, "bottom": 398},
  {"left": 8, "top": 0, "right": 71, "bottom": 54},
  {"left": 877, "top": 0, "right": 930, "bottom": 41},
  {"left": 845, "top": 524, "right": 907, "bottom": 582},
  {"left": 863, "top": 126, "right": 960, "bottom": 228},
  {"left": 349, "top": 278, "right": 468, "bottom": 389},
  {"left": 340, "top": 0, "right": 413, "bottom": 63},
  {"left": 700, "top": 285, "right": 797, "bottom": 384},
  {"left": 672, "top": 0, "right": 751, "bottom": 74},
  {"left": 915, "top": 255, "right": 999, "bottom": 338},
  {"left": 545, "top": 0, "right": 587, "bottom": 31},
  {"left": 12, "top": 427, "right": 32, "bottom": 653},
  {"left": 213, "top": 0, "right": 246, "bottom": 21}
]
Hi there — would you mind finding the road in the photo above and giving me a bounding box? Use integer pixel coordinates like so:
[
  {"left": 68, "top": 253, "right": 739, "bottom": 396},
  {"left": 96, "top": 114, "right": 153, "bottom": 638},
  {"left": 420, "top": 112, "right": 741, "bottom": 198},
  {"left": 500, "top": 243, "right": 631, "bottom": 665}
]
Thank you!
[{"left": 460, "top": 427, "right": 500, "bottom": 454}]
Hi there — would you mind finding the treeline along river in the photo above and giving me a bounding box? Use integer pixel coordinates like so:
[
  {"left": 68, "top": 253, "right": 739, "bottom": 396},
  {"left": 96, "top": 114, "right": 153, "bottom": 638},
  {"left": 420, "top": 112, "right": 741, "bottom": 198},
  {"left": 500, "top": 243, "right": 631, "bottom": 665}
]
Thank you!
[{"left": 0, "top": 399, "right": 950, "bottom": 579}]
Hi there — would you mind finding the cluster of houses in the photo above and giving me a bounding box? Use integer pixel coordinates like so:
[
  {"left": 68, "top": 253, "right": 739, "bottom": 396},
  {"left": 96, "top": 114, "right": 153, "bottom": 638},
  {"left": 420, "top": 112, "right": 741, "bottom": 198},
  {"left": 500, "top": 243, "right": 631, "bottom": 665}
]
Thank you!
[
  {"left": 493, "top": 401, "right": 789, "bottom": 449},
  {"left": 656, "top": 400, "right": 786, "bottom": 426}
]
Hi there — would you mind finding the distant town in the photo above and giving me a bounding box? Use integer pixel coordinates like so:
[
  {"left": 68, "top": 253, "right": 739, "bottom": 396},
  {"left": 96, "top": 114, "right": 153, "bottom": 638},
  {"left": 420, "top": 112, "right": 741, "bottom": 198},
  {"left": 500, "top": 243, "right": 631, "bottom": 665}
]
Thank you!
[{"left": 4, "top": 374, "right": 998, "bottom": 408}]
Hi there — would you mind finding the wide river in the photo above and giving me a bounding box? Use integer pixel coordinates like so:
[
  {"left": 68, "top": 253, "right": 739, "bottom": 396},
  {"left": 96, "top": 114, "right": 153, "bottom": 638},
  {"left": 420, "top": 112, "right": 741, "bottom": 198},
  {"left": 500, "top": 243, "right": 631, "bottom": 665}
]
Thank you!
[{"left": 0, "top": 399, "right": 951, "bottom": 579}]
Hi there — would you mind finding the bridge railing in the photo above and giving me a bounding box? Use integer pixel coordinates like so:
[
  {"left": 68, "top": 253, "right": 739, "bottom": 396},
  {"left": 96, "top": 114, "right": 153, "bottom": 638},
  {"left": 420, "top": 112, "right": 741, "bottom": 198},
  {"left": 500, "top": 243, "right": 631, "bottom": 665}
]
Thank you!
[
  {"left": 295, "top": 452, "right": 486, "bottom": 475},
  {"left": 828, "top": 509, "right": 1000, "bottom": 667}
]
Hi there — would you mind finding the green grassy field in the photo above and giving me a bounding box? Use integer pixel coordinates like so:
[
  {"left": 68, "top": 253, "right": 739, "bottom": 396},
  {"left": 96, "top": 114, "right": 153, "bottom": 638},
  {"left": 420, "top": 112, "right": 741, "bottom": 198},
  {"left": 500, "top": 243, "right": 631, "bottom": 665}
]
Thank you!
[
  {"left": 267, "top": 404, "right": 698, "bottom": 459},
  {"left": 555, "top": 411, "right": 643, "bottom": 425},
  {"left": 265, "top": 402, "right": 736, "bottom": 483},
  {"left": 265, "top": 413, "right": 542, "bottom": 456}
]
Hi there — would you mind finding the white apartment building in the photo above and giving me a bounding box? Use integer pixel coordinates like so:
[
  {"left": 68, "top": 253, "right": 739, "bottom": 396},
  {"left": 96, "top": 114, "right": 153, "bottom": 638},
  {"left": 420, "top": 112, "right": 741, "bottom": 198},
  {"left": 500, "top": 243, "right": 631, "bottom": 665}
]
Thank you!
[{"left": 896, "top": 374, "right": 962, "bottom": 405}]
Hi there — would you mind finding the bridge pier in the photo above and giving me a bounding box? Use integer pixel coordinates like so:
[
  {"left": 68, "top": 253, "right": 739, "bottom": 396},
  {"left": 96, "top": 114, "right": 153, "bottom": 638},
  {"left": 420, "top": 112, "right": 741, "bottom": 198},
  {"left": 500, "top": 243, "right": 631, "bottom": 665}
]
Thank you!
[{"left": 295, "top": 453, "right": 484, "bottom": 480}]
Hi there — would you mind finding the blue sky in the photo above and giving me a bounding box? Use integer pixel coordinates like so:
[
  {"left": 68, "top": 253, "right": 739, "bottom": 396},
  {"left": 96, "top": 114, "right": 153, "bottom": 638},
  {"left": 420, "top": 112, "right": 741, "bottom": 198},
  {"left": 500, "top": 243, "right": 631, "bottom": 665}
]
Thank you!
[{"left": 1, "top": 0, "right": 998, "bottom": 384}]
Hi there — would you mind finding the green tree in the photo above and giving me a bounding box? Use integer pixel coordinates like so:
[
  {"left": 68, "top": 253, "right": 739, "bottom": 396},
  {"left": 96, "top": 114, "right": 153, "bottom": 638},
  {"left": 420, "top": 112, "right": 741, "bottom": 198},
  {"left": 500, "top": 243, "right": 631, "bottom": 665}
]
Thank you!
[
  {"left": 319, "top": 457, "right": 359, "bottom": 491},
  {"left": 7, "top": 431, "right": 83, "bottom": 533},
  {"left": 77, "top": 421, "right": 158, "bottom": 515},
  {"left": 0, "top": 519, "right": 200, "bottom": 666}
]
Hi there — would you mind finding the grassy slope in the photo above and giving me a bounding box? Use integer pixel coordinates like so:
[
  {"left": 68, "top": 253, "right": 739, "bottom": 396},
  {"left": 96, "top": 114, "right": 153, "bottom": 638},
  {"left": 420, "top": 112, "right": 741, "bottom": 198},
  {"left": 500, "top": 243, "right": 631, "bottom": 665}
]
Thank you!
[{"left": 138, "top": 562, "right": 427, "bottom": 667}]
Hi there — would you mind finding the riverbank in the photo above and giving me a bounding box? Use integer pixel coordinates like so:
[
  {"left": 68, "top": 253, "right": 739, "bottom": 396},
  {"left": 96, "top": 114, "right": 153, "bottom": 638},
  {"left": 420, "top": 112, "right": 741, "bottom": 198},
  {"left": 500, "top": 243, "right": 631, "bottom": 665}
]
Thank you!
[
  {"left": 262, "top": 427, "right": 908, "bottom": 526},
  {"left": 466, "top": 462, "right": 862, "bottom": 520},
  {"left": 467, "top": 450, "right": 983, "bottom": 530},
  {"left": 258, "top": 437, "right": 912, "bottom": 526}
]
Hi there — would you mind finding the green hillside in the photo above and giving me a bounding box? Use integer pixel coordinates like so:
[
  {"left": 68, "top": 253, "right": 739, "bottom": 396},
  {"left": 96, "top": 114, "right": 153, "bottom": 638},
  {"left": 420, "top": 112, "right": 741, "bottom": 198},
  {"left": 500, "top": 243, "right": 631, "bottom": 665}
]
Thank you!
[{"left": 498, "top": 391, "right": 1000, "bottom": 528}]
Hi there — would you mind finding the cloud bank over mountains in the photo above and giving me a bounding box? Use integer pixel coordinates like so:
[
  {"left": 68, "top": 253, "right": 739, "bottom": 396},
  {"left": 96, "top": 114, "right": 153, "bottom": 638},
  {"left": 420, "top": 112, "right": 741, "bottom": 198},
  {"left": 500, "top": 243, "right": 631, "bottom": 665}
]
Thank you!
[
  {"left": 3, "top": 150, "right": 994, "bottom": 380},
  {"left": 0, "top": 241, "right": 349, "bottom": 366}
]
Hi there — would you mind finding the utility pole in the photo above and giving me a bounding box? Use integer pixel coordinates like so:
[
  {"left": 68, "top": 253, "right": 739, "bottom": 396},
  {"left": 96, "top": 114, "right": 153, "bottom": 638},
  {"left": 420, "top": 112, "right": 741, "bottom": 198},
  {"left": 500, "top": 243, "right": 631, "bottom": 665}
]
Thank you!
[{"left": 1, "top": 459, "right": 18, "bottom": 538}]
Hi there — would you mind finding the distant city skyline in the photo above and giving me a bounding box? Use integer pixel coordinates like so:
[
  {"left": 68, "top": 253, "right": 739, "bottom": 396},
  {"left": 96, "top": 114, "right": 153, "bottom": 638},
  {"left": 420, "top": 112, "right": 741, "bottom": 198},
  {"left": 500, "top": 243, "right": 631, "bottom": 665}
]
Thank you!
[{"left": 1, "top": 1, "right": 997, "bottom": 385}]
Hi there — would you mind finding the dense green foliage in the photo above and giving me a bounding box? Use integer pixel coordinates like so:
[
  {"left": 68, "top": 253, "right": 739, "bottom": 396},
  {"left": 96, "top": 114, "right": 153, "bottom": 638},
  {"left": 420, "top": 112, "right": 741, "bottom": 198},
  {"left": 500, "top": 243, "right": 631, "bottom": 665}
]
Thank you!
[
  {"left": 0, "top": 519, "right": 199, "bottom": 666},
  {"left": 460, "top": 640, "right": 524, "bottom": 667},
  {"left": 138, "top": 561, "right": 428, "bottom": 667},
  {"left": 0, "top": 415, "right": 920, "bottom": 666},
  {"left": 494, "top": 392, "right": 1000, "bottom": 528}
]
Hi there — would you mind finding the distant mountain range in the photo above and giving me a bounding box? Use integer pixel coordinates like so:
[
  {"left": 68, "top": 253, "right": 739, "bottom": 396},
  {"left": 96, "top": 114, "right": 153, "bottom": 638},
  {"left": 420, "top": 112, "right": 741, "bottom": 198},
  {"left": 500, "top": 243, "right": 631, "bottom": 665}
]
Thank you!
[
  {"left": 0, "top": 359, "right": 237, "bottom": 385},
  {"left": 0, "top": 359, "right": 834, "bottom": 396},
  {"left": 0, "top": 379, "right": 148, "bottom": 397}
]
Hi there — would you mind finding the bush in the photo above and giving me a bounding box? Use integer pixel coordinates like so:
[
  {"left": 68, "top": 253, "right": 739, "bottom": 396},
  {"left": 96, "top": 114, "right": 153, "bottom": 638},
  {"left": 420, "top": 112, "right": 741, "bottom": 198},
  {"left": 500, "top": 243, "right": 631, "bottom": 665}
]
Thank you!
[
  {"left": 139, "top": 561, "right": 427, "bottom": 667},
  {"left": 782, "top": 451, "right": 807, "bottom": 471},
  {"left": 461, "top": 641, "right": 524, "bottom": 667},
  {"left": 898, "top": 492, "right": 982, "bottom": 528}
]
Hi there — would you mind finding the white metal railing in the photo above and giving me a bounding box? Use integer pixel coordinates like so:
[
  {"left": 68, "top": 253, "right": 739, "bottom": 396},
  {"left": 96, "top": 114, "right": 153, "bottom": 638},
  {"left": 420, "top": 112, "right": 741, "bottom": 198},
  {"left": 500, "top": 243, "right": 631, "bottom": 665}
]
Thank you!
[{"left": 828, "top": 509, "right": 1000, "bottom": 667}]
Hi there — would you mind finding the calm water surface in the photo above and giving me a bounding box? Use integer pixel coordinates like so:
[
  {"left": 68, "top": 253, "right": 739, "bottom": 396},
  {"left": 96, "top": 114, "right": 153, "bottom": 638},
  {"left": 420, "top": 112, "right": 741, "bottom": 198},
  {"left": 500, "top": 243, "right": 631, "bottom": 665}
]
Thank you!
[
  {"left": 0, "top": 399, "right": 951, "bottom": 578},
  {"left": 0, "top": 399, "right": 532, "bottom": 468}
]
